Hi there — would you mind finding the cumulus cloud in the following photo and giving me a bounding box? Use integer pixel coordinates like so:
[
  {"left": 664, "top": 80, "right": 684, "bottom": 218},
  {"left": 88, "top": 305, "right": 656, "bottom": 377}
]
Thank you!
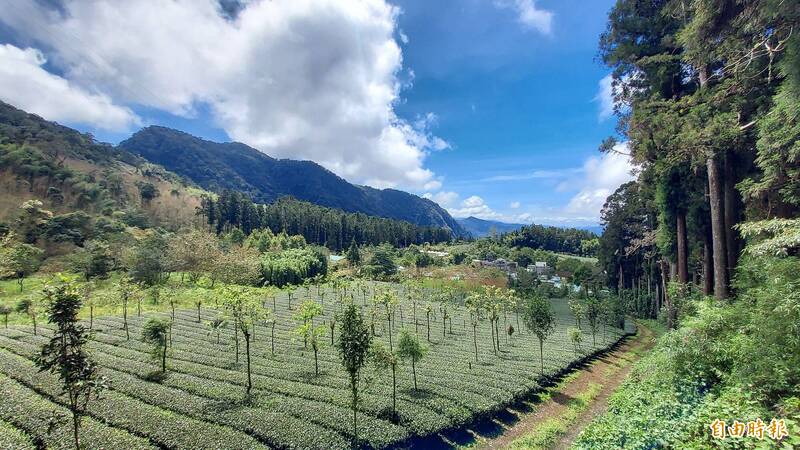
[
  {"left": 423, "top": 191, "right": 459, "bottom": 208},
  {"left": 0, "top": 44, "right": 139, "bottom": 131},
  {"left": 424, "top": 191, "right": 506, "bottom": 220},
  {"left": 449, "top": 195, "right": 503, "bottom": 219},
  {"left": 0, "top": 0, "right": 446, "bottom": 189},
  {"left": 436, "top": 144, "right": 636, "bottom": 226},
  {"left": 563, "top": 143, "right": 635, "bottom": 219},
  {"left": 494, "top": 0, "right": 553, "bottom": 34}
]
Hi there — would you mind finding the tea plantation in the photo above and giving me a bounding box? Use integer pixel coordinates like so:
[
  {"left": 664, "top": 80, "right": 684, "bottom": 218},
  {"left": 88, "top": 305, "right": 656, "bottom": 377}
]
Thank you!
[{"left": 0, "top": 283, "right": 631, "bottom": 449}]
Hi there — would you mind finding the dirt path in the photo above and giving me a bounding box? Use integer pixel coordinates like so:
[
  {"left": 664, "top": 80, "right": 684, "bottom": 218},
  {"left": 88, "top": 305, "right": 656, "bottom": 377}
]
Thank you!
[{"left": 473, "top": 324, "right": 655, "bottom": 450}]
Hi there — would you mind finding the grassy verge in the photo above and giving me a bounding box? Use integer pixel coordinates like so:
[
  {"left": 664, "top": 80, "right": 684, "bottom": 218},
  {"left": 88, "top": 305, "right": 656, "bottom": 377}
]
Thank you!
[{"left": 508, "top": 382, "right": 602, "bottom": 449}]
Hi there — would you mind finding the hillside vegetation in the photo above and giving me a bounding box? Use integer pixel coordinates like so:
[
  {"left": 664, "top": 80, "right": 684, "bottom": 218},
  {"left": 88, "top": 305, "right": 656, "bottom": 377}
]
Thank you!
[
  {"left": 572, "top": 1, "right": 800, "bottom": 448},
  {"left": 120, "top": 126, "right": 468, "bottom": 237}
]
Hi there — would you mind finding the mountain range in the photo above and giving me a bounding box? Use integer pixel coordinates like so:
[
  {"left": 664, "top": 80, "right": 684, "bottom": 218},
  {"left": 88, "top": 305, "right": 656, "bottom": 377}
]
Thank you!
[
  {"left": 456, "top": 217, "right": 526, "bottom": 237},
  {"left": 119, "top": 126, "right": 468, "bottom": 237}
]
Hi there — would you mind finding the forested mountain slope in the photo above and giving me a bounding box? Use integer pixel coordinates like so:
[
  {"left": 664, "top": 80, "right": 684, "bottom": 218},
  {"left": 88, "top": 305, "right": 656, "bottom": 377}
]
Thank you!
[
  {"left": 456, "top": 216, "right": 525, "bottom": 237},
  {"left": 119, "top": 126, "right": 468, "bottom": 237},
  {"left": 0, "top": 101, "right": 453, "bottom": 251}
]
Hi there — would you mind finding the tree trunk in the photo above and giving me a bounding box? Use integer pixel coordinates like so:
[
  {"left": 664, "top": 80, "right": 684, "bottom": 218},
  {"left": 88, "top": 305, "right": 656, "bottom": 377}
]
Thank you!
[
  {"left": 707, "top": 153, "right": 730, "bottom": 300},
  {"left": 676, "top": 211, "right": 689, "bottom": 284},
  {"left": 72, "top": 412, "right": 80, "bottom": 450},
  {"left": 245, "top": 334, "right": 252, "bottom": 395},
  {"left": 351, "top": 380, "right": 358, "bottom": 445},
  {"left": 123, "top": 305, "right": 128, "bottom": 340},
  {"left": 538, "top": 338, "right": 544, "bottom": 375},
  {"left": 660, "top": 260, "right": 674, "bottom": 329},
  {"left": 391, "top": 364, "right": 397, "bottom": 418},
  {"left": 161, "top": 340, "right": 167, "bottom": 372},
  {"left": 412, "top": 358, "right": 417, "bottom": 391},
  {"left": 490, "top": 321, "right": 496, "bottom": 354},
  {"left": 234, "top": 318, "right": 240, "bottom": 364},
  {"left": 89, "top": 306, "right": 93, "bottom": 330},
  {"left": 723, "top": 150, "right": 740, "bottom": 283},
  {"left": 388, "top": 319, "right": 393, "bottom": 351},
  {"left": 473, "top": 325, "right": 478, "bottom": 362},
  {"left": 426, "top": 316, "right": 430, "bottom": 343},
  {"left": 495, "top": 320, "right": 500, "bottom": 352},
  {"left": 703, "top": 231, "right": 714, "bottom": 296}
]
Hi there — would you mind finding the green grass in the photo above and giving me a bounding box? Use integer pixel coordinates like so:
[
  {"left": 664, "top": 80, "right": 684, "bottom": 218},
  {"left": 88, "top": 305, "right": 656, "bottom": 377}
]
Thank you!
[
  {"left": 509, "top": 382, "right": 602, "bottom": 450},
  {"left": 0, "top": 276, "right": 631, "bottom": 449}
]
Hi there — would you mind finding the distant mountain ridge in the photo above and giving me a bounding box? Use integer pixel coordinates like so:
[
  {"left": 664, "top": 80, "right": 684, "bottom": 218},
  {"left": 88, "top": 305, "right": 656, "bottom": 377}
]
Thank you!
[
  {"left": 119, "top": 126, "right": 468, "bottom": 237},
  {"left": 457, "top": 217, "right": 526, "bottom": 238}
]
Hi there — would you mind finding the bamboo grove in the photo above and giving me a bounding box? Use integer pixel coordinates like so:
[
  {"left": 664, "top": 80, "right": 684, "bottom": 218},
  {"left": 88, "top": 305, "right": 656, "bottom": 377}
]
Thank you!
[
  {"left": 597, "top": 0, "right": 799, "bottom": 325},
  {"left": 198, "top": 192, "right": 454, "bottom": 251}
]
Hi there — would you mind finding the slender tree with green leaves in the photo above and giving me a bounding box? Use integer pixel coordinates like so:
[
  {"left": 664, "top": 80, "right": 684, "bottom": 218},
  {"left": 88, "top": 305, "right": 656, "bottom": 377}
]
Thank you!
[
  {"left": 465, "top": 292, "right": 484, "bottom": 362},
  {"left": 568, "top": 297, "right": 585, "bottom": 329},
  {"left": 423, "top": 303, "right": 435, "bottom": 343},
  {"left": 141, "top": 318, "right": 170, "bottom": 373},
  {"left": 375, "top": 290, "right": 398, "bottom": 350},
  {"left": 80, "top": 282, "right": 96, "bottom": 330},
  {"left": 370, "top": 341, "right": 399, "bottom": 419},
  {"left": 568, "top": 327, "right": 582, "bottom": 357},
  {"left": 523, "top": 295, "right": 556, "bottom": 375},
  {"left": 295, "top": 300, "right": 325, "bottom": 375},
  {"left": 221, "top": 286, "right": 260, "bottom": 396},
  {"left": 35, "top": 276, "right": 106, "bottom": 450},
  {"left": 16, "top": 297, "right": 38, "bottom": 335},
  {"left": 585, "top": 297, "right": 602, "bottom": 346},
  {"left": 397, "top": 328, "right": 427, "bottom": 391},
  {"left": 117, "top": 277, "right": 140, "bottom": 340},
  {"left": 207, "top": 316, "right": 227, "bottom": 345},
  {"left": 337, "top": 302, "right": 372, "bottom": 445},
  {"left": 0, "top": 304, "right": 10, "bottom": 328}
]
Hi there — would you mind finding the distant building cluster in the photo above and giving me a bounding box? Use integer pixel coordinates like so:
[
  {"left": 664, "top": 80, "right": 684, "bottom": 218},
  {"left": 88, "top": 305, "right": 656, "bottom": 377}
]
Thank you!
[{"left": 471, "top": 258, "right": 575, "bottom": 291}]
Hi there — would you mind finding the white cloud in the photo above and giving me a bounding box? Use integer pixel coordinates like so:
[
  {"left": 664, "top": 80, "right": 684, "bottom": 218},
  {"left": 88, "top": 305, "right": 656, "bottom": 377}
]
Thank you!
[
  {"left": 494, "top": 0, "right": 553, "bottom": 34},
  {"left": 480, "top": 167, "right": 582, "bottom": 182},
  {"left": 452, "top": 144, "right": 636, "bottom": 226},
  {"left": 0, "top": 44, "right": 139, "bottom": 131},
  {"left": 423, "top": 191, "right": 459, "bottom": 208},
  {"left": 449, "top": 195, "right": 503, "bottom": 219},
  {"left": 0, "top": 0, "right": 445, "bottom": 190},
  {"left": 595, "top": 74, "right": 615, "bottom": 121},
  {"left": 563, "top": 143, "right": 635, "bottom": 219}
]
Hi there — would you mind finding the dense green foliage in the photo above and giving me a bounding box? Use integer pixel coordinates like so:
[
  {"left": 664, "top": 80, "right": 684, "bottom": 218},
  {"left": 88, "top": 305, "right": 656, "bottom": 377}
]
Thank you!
[
  {"left": 260, "top": 247, "right": 328, "bottom": 287},
  {"left": 585, "top": 3, "right": 800, "bottom": 446},
  {"left": 120, "top": 126, "right": 468, "bottom": 235},
  {"left": 199, "top": 191, "right": 453, "bottom": 251},
  {"left": 504, "top": 224, "right": 599, "bottom": 257}
]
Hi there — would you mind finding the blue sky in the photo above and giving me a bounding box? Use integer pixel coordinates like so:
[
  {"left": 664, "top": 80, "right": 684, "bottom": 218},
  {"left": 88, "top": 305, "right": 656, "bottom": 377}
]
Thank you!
[{"left": 0, "top": 0, "right": 634, "bottom": 227}]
